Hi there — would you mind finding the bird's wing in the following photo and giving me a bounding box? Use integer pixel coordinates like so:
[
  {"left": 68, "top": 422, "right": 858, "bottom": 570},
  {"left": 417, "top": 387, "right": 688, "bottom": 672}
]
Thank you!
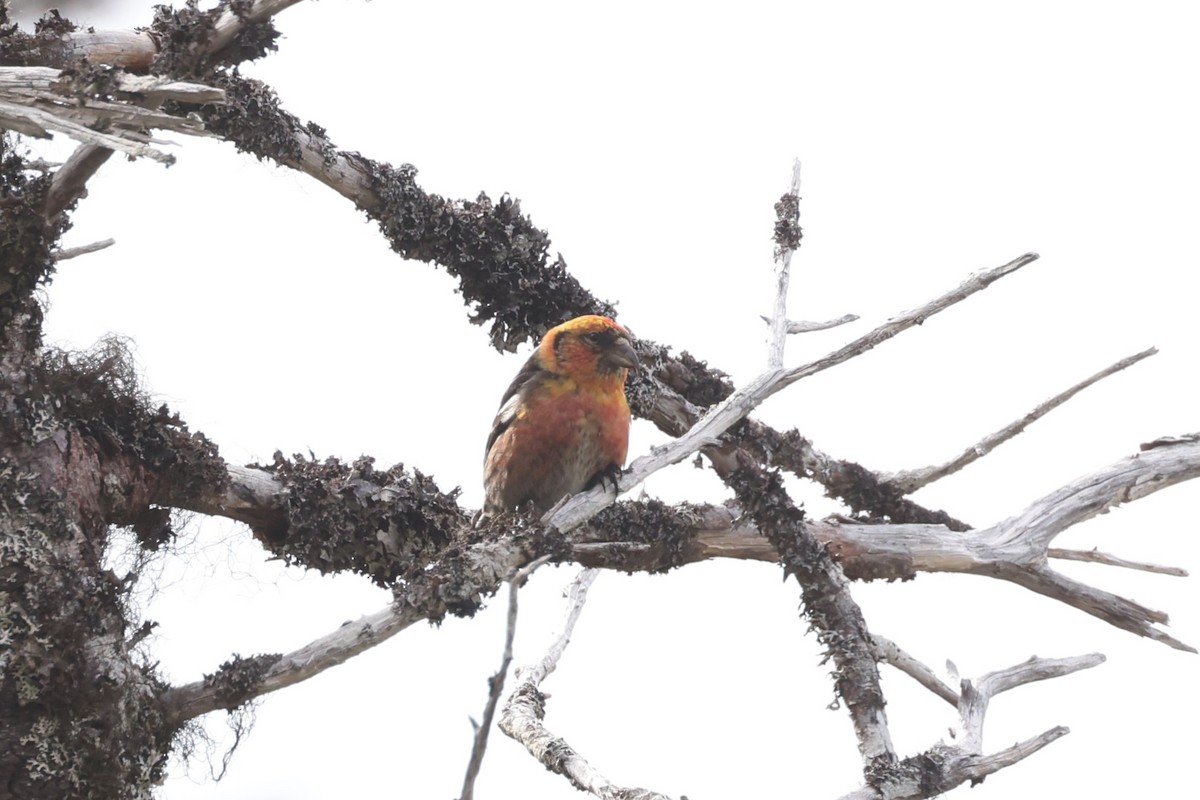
[{"left": 485, "top": 351, "right": 550, "bottom": 457}]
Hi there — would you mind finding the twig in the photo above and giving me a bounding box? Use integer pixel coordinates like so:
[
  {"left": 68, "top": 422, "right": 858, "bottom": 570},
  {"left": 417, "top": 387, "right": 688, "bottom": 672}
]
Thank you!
[
  {"left": 777, "top": 252, "right": 1039, "bottom": 390},
  {"left": 999, "top": 566, "right": 1193, "bottom": 652},
  {"left": 869, "top": 635, "right": 957, "bottom": 706},
  {"left": 160, "top": 532, "right": 545, "bottom": 726},
  {"left": 761, "top": 312, "right": 860, "bottom": 334},
  {"left": 459, "top": 555, "right": 550, "bottom": 800},
  {"left": 952, "top": 726, "right": 1070, "bottom": 783},
  {"left": 768, "top": 159, "right": 802, "bottom": 368},
  {"left": 52, "top": 238, "right": 115, "bottom": 261},
  {"left": 887, "top": 348, "right": 1158, "bottom": 492},
  {"left": 1048, "top": 547, "right": 1188, "bottom": 576},
  {"left": 498, "top": 569, "right": 674, "bottom": 799}
]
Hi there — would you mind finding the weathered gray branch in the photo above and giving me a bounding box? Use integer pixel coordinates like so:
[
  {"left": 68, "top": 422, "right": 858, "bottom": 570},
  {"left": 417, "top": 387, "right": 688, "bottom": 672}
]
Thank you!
[
  {"left": 1048, "top": 547, "right": 1188, "bottom": 576},
  {"left": 52, "top": 238, "right": 115, "bottom": 261},
  {"left": 870, "top": 635, "right": 957, "bottom": 706},
  {"left": 886, "top": 347, "right": 1158, "bottom": 492},
  {"left": 459, "top": 556, "right": 549, "bottom": 800},
  {"left": 498, "top": 569, "right": 675, "bottom": 800},
  {"left": 839, "top": 653, "right": 1104, "bottom": 800},
  {"left": 761, "top": 312, "right": 861, "bottom": 334},
  {"left": 0, "top": 67, "right": 223, "bottom": 163},
  {"left": 44, "top": 143, "right": 112, "bottom": 220}
]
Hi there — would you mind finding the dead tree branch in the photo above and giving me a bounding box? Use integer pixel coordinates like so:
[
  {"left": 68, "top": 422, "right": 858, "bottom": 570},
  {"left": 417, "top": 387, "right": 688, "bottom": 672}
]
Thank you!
[
  {"left": 498, "top": 569, "right": 675, "bottom": 800},
  {"left": 0, "top": 66, "right": 223, "bottom": 163},
  {"left": 886, "top": 347, "right": 1158, "bottom": 492},
  {"left": 869, "top": 636, "right": 958, "bottom": 707},
  {"left": 459, "top": 555, "right": 550, "bottom": 800},
  {"left": 840, "top": 653, "right": 1104, "bottom": 799},
  {"left": 43, "top": 143, "right": 112, "bottom": 220},
  {"left": 761, "top": 312, "right": 861, "bottom": 334},
  {"left": 1047, "top": 547, "right": 1189, "bottom": 576},
  {"left": 51, "top": 237, "right": 114, "bottom": 260}
]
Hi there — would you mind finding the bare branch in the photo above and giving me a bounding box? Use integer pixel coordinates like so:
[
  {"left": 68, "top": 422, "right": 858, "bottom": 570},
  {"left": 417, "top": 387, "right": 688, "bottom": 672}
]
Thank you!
[
  {"left": 990, "top": 435, "right": 1200, "bottom": 551},
  {"left": 0, "top": 67, "right": 224, "bottom": 105},
  {"left": 998, "top": 566, "right": 1193, "bottom": 652},
  {"left": 52, "top": 238, "right": 115, "bottom": 261},
  {"left": 768, "top": 159, "right": 802, "bottom": 368},
  {"left": 887, "top": 347, "right": 1158, "bottom": 492},
  {"left": 161, "top": 601, "right": 413, "bottom": 726},
  {"left": 777, "top": 252, "right": 1039, "bottom": 390},
  {"left": 959, "top": 654, "right": 1104, "bottom": 751},
  {"left": 44, "top": 143, "right": 113, "bottom": 220},
  {"left": 498, "top": 570, "right": 675, "bottom": 800},
  {"left": 160, "top": 531, "right": 545, "bottom": 725},
  {"left": 459, "top": 555, "right": 550, "bottom": 800},
  {"left": 0, "top": 67, "right": 224, "bottom": 165},
  {"left": 1049, "top": 547, "right": 1189, "bottom": 576},
  {"left": 839, "top": 654, "right": 1102, "bottom": 799},
  {"left": 951, "top": 726, "right": 1070, "bottom": 783},
  {"left": 0, "top": 98, "right": 179, "bottom": 161},
  {"left": 761, "top": 312, "right": 861, "bottom": 334},
  {"left": 869, "top": 635, "right": 957, "bottom": 706}
]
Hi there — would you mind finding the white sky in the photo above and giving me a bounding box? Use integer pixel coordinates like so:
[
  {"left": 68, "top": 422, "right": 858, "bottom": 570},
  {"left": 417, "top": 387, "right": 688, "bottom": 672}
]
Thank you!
[{"left": 19, "top": 1, "right": 1200, "bottom": 798}]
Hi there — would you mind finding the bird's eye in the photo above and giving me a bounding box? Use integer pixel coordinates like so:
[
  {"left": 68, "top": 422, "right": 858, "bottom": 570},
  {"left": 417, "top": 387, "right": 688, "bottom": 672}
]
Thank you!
[{"left": 584, "top": 331, "right": 603, "bottom": 343}]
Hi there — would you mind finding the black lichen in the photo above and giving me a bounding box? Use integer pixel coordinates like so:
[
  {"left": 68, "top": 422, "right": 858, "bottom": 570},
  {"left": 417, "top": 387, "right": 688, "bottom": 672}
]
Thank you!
[
  {"left": 1, "top": 133, "right": 64, "bottom": 330},
  {"left": 201, "top": 653, "right": 280, "bottom": 712},
  {"left": 368, "top": 162, "right": 613, "bottom": 351},
  {"left": 185, "top": 74, "right": 303, "bottom": 163},
  {"left": 772, "top": 190, "right": 803, "bottom": 257},
  {"left": 666, "top": 350, "right": 734, "bottom": 407},
  {"left": 257, "top": 452, "right": 466, "bottom": 586},
  {"left": 30, "top": 338, "right": 228, "bottom": 521},
  {"left": 743, "top": 425, "right": 970, "bottom": 531},
  {"left": 183, "top": 74, "right": 615, "bottom": 354},
  {"left": 149, "top": 0, "right": 279, "bottom": 78},
  {"left": 590, "top": 499, "right": 699, "bottom": 573}
]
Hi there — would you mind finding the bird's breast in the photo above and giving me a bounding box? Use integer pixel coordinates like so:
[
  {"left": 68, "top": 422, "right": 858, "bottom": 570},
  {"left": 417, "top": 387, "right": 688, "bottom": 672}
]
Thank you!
[{"left": 489, "top": 377, "right": 630, "bottom": 510}]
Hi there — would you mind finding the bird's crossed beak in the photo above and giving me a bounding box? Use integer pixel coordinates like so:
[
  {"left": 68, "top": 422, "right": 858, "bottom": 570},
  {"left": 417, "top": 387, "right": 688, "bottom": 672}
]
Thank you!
[{"left": 603, "top": 336, "right": 640, "bottom": 372}]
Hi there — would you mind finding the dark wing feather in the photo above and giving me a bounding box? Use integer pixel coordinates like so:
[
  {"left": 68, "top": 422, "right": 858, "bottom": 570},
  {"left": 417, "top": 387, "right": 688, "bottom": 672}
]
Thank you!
[{"left": 485, "top": 351, "right": 550, "bottom": 456}]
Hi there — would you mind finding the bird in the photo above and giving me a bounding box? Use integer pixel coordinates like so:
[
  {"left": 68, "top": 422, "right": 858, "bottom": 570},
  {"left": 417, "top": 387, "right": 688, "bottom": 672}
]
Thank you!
[{"left": 483, "top": 315, "right": 639, "bottom": 514}]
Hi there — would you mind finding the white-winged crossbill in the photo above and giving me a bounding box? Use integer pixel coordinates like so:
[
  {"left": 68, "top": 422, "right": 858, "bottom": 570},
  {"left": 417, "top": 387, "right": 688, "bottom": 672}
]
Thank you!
[{"left": 483, "top": 315, "right": 638, "bottom": 513}]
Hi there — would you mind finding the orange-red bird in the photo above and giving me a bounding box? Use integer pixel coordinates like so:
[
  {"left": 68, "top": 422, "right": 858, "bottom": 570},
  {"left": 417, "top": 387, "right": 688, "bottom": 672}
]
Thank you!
[{"left": 484, "top": 315, "right": 638, "bottom": 513}]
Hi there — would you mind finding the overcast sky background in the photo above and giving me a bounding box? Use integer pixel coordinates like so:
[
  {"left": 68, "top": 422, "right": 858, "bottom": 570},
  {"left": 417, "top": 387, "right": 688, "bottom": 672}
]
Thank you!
[{"left": 12, "top": 1, "right": 1200, "bottom": 798}]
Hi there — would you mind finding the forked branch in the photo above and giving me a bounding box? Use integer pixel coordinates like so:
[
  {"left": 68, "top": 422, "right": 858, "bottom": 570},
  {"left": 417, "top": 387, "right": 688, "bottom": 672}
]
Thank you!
[
  {"left": 840, "top": 653, "right": 1104, "bottom": 799},
  {"left": 498, "top": 569, "right": 675, "bottom": 800}
]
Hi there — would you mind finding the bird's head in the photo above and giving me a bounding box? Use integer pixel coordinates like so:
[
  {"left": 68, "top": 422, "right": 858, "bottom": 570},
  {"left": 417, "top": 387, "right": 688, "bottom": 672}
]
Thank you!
[{"left": 538, "top": 315, "right": 639, "bottom": 380}]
